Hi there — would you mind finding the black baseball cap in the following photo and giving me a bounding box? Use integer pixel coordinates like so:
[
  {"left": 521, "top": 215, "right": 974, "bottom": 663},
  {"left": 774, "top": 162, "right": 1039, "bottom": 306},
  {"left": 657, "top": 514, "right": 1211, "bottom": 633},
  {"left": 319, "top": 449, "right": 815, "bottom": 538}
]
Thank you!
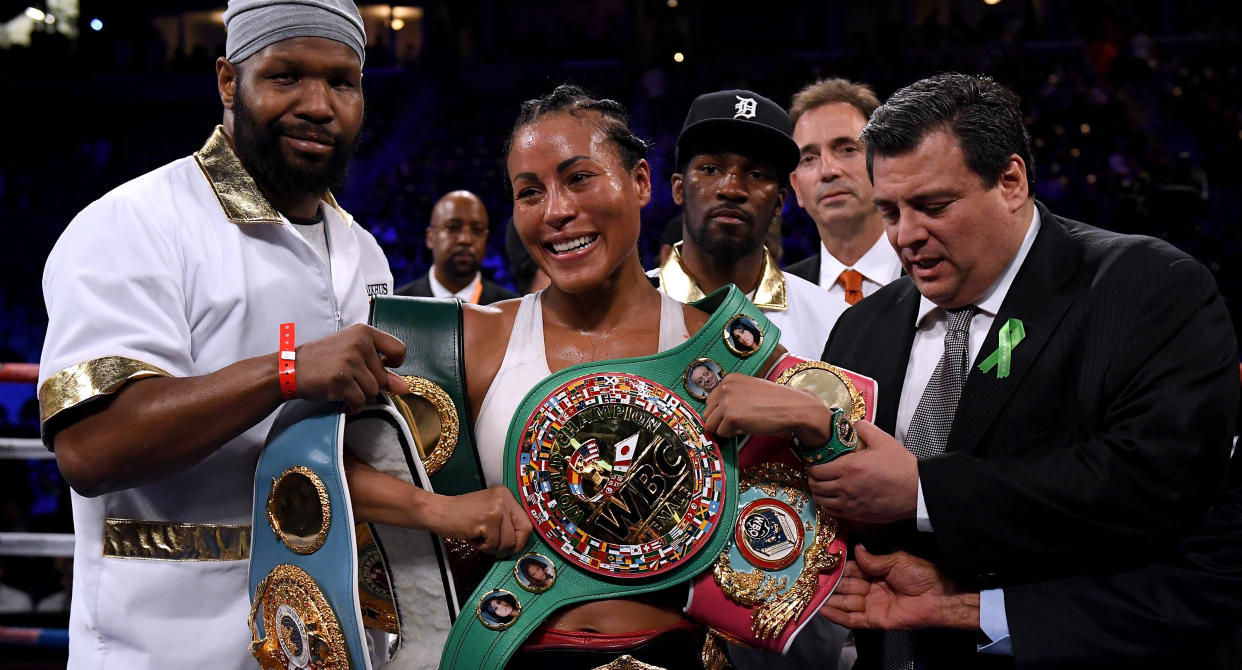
[{"left": 675, "top": 89, "right": 800, "bottom": 175}]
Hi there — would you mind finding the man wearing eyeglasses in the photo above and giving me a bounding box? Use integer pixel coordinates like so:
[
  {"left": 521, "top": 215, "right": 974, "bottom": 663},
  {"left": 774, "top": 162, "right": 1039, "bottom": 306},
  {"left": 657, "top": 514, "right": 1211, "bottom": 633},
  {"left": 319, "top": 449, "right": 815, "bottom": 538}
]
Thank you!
[{"left": 396, "top": 189, "right": 518, "bottom": 304}]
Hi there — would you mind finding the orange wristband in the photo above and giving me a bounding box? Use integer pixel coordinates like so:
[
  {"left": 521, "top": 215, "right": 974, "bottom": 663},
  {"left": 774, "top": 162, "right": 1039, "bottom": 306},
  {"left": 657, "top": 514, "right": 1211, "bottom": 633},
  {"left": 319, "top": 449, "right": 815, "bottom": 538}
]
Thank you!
[{"left": 278, "top": 322, "right": 297, "bottom": 400}]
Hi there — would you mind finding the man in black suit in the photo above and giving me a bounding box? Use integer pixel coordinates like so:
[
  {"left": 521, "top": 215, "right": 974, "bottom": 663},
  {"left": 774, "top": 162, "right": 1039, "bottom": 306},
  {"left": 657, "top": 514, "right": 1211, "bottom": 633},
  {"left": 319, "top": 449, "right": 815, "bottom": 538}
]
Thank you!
[
  {"left": 703, "top": 73, "right": 1237, "bottom": 668},
  {"left": 395, "top": 190, "right": 517, "bottom": 304},
  {"left": 785, "top": 78, "right": 901, "bottom": 317},
  {"left": 821, "top": 445, "right": 1242, "bottom": 669}
]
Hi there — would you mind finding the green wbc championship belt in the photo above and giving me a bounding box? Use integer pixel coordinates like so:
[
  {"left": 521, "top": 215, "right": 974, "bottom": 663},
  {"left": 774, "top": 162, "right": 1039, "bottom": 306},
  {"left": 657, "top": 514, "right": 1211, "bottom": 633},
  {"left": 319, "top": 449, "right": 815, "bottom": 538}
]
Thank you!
[
  {"left": 371, "top": 296, "right": 486, "bottom": 499},
  {"left": 440, "top": 285, "right": 779, "bottom": 669}
]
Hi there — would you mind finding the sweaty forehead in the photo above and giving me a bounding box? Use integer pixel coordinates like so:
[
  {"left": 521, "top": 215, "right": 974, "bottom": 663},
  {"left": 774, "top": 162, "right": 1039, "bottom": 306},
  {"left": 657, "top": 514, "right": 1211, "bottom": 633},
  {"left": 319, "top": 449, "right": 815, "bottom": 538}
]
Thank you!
[{"left": 510, "top": 113, "right": 613, "bottom": 170}]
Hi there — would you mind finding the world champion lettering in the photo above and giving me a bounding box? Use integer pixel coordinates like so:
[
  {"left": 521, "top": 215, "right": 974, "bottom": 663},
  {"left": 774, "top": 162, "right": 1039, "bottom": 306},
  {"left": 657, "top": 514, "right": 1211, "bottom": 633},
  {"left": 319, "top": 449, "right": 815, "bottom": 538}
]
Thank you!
[{"left": 563, "top": 403, "right": 664, "bottom": 433}]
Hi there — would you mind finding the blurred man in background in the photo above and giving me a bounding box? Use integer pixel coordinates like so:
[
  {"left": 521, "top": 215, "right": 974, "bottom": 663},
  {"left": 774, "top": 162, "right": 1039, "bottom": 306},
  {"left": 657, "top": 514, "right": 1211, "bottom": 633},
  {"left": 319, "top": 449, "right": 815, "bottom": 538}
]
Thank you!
[
  {"left": 397, "top": 189, "right": 517, "bottom": 304},
  {"left": 785, "top": 78, "right": 901, "bottom": 331}
]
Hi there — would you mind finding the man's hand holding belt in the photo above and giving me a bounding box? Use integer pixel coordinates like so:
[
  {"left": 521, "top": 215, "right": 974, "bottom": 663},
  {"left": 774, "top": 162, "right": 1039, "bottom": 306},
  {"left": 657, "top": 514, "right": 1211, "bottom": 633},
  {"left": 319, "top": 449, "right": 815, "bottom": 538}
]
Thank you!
[
  {"left": 287, "top": 322, "right": 531, "bottom": 556},
  {"left": 805, "top": 421, "right": 919, "bottom": 525},
  {"left": 286, "top": 323, "right": 409, "bottom": 413}
]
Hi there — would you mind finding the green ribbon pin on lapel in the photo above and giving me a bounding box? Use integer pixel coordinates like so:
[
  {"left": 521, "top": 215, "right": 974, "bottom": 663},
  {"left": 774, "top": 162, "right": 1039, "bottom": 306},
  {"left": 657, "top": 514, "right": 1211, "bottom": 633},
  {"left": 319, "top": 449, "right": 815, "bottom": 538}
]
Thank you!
[{"left": 978, "top": 318, "right": 1025, "bottom": 378}]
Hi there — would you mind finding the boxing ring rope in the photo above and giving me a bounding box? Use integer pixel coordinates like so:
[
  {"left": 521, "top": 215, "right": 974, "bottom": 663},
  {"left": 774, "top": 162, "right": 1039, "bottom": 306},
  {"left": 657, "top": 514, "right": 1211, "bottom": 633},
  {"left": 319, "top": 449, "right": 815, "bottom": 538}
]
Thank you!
[
  {"left": 1, "top": 362, "right": 55, "bottom": 461},
  {"left": 0, "top": 626, "right": 69, "bottom": 649},
  {"left": 0, "top": 362, "right": 39, "bottom": 384},
  {"left": 0, "top": 437, "right": 54, "bottom": 461},
  {"left": 0, "top": 533, "right": 73, "bottom": 558},
  {"left": 1, "top": 361, "right": 70, "bottom": 651}
]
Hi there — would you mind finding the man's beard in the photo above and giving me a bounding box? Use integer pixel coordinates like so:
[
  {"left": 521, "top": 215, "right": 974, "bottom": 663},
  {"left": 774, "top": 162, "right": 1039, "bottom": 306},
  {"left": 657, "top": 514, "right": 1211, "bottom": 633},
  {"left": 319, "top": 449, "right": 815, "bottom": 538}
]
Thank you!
[
  {"left": 685, "top": 211, "right": 768, "bottom": 266},
  {"left": 231, "top": 88, "right": 361, "bottom": 200},
  {"left": 448, "top": 255, "right": 481, "bottom": 279}
]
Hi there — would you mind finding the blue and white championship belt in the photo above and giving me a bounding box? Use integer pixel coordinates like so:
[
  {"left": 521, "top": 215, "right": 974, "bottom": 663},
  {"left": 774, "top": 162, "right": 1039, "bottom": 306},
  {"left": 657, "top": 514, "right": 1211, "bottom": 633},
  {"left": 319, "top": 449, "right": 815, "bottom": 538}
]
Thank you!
[
  {"left": 249, "top": 297, "right": 487, "bottom": 670},
  {"left": 249, "top": 395, "right": 457, "bottom": 670}
]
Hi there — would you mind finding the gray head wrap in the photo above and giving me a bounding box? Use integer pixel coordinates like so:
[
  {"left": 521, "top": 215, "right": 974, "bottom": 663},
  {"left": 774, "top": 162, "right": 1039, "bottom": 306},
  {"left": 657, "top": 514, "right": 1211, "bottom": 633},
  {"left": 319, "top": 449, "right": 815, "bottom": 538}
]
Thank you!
[{"left": 223, "top": 0, "right": 366, "bottom": 65}]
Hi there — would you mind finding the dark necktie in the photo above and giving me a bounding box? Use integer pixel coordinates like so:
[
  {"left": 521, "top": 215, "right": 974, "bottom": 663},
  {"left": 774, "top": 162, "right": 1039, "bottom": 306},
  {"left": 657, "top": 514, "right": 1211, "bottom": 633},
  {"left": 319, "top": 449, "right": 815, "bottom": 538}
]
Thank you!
[
  {"left": 905, "top": 306, "right": 977, "bottom": 457},
  {"left": 882, "top": 305, "right": 977, "bottom": 670}
]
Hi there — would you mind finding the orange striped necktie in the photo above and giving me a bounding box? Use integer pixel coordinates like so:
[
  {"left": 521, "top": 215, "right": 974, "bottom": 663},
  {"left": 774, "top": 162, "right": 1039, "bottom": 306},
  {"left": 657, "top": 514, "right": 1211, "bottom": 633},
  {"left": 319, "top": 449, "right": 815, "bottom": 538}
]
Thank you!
[{"left": 838, "top": 269, "right": 864, "bottom": 305}]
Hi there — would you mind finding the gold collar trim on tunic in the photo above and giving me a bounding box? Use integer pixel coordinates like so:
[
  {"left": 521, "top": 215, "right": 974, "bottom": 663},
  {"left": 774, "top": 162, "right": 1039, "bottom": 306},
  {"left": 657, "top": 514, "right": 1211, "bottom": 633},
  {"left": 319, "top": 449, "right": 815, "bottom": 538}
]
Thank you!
[
  {"left": 193, "top": 125, "right": 349, "bottom": 225},
  {"left": 658, "top": 241, "right": 787, "bottom": 311},
  {"left": 38, "top": 356, "right": 172, "bottom": 445}
]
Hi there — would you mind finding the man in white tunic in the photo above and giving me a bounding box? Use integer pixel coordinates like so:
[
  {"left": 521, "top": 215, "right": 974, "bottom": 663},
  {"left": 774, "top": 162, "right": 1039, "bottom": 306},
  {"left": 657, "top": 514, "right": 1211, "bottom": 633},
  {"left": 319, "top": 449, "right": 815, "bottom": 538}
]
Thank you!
[
  {"left": 37, "top": 2, "right": 523, "bottom": 667},
  {"left": 656, "top": 89, "right": 838, "bottom": 359}
]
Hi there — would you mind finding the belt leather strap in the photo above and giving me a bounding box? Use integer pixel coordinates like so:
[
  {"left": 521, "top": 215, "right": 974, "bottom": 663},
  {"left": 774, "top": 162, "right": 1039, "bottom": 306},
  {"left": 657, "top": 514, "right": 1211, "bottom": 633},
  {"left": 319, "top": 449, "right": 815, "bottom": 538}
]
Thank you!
[
  {"left": 369, "top": 296, "right": 492, "bottom": 620},
  {"left": 370, "top": 296, "right": 486, "bottom": 497},
  {"left": 250, "top": 396, "right": 460, "bottom": 670},
  {"left": 346, "top": 402, "right": 457, "bottom": 669},
  {"left": 683, "top": 353, "right": 875, "bottom": 653},
  {"left": 440, "top": 286, "right": 779, "bottom": 669}
]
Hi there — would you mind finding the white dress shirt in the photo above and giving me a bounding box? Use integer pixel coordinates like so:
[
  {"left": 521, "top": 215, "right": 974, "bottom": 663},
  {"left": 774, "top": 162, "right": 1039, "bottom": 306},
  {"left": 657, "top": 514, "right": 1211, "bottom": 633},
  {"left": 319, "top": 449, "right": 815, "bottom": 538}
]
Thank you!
[
  {"left": 817, "top": 233, "right": 905, "bottom": 297},
  {"left": 428, "top": 270, "right": 482, "bottom": 301},
  {"left": 811, "top": 234, "right": 905, "bottom": 340},
  {"left": 892, "top": 208, "right": 1040, "bottom": 656}
]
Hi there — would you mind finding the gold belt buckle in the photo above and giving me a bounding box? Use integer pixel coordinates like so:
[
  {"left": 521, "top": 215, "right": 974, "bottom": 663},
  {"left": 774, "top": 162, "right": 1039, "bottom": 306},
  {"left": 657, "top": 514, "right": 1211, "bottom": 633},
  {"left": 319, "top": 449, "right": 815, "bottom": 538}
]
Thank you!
[{"left": 590, "top": 655, "right": 668, "bottom": 670}]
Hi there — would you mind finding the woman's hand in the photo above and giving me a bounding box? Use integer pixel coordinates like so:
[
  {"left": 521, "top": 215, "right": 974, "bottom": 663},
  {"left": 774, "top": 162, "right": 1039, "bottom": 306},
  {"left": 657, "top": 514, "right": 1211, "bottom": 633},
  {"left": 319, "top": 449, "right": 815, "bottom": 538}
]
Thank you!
[
  {"left": 425, "top": 486, "right": 534, "bottom": 556},
  {"left": 344, "top": 455, "right": 533, "bottom": 557},
  {"left": 702, "top": 373, "right": 834, "bottom": 444}
]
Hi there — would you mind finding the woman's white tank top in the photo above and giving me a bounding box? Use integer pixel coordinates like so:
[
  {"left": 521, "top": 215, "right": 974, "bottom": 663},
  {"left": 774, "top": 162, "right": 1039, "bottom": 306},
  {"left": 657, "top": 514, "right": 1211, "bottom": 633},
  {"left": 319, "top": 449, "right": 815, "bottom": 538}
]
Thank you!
[{"left": 472, "top": 291, "right": 691, "bottom": 486}]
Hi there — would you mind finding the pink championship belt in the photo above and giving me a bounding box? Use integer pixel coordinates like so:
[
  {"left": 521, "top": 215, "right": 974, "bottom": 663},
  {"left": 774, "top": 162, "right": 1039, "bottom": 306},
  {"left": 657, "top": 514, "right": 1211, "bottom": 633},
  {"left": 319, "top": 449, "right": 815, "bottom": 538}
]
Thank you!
[{"left": 686, "top": 354, "right": 877, "bottom": 654}]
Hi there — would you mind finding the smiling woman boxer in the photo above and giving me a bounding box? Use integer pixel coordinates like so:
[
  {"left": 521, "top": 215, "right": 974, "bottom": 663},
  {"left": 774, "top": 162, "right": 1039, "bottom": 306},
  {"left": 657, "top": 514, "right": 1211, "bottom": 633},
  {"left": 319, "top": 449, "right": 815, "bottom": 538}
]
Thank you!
[
  {"left": 345, "top": 86, "right": 840, "bottom": 669},
  {"left": 489, "top": 84, "right": 714, "bottom": 666}
]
